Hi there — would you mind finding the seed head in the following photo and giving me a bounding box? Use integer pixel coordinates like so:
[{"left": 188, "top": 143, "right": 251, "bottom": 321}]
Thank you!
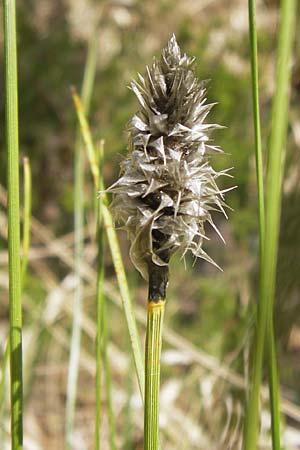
[{"left": 108, "top": 35, "right": 232, "bottom": 280}]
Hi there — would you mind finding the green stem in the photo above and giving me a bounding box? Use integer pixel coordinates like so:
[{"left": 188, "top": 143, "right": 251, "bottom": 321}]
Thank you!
[
  {"left": 144, "top": 264, "right": 168, "bottom": 450},
  {"left": 244, "top": 1, "right": 297, "bottom": 448},
  {"left": 247, "top": 1, "right": 281, "bottom": 448},
  {"left": 248, "top": 0, "right": 265, "bottom": 242},
  {"left": 144, "top": 300, "right": 165, "bottom": 450},
  {"left": 3, "top": 0, "right": 23, "bottom": 448}
]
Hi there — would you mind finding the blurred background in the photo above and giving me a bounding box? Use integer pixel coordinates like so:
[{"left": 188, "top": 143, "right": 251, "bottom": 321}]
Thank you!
[{"left": 0, "top": 0, "right": 300, "bottom": 449}]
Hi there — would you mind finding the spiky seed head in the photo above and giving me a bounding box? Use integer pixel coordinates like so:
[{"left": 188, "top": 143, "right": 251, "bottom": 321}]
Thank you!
[{"left": 108, "top": 35, "right": 232, "bottom": 280}]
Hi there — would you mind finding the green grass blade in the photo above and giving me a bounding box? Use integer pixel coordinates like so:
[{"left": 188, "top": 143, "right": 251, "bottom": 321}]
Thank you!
[
  {"left": 65, "top": 32, "right": 98, "bottom": 448},
  {"left": 101, "top": 204, "right": 145, "bottom": 398},
  {"left": 21, "top": 157, "right": 32, "bottom": 289},
  {"left": 71, "top": 90, "right": 145, "bottom": 399},
  {"left": 3, "top": 0, "right": 23, "bottom": 447},
  {"left": 247, "top": 1, "right": 281, "bottom": 449},
  {"left": 95, "top": 242, "right": 104, "bottom": 450},
  {"left": 243, "top": 1, "right": 297, "bottom": 448},
  {"left": 103, "top": 299, "right": 117, "bottom": 450},
  {"left": 263, "top": 1, "right": 296, "bottom": 444},
  {"left": 248, "top": 0, "right": 265, "bottom": 241}
]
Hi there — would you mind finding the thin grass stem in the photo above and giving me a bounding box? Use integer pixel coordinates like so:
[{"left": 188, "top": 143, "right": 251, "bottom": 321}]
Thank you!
[
  {"left": 3, "top": 0, "right": 23, "bottom": 447},
  {"left": 103, "top": 299, "right": 117, "bottom": 450},
  {"left": 65, "top": 32, "right": 98, "bottom": 448},
  {"left": 248, "top": 0, "right": 265, "bottom": 241},
  {"left": 95, "top": 143, "right": 105, "bottom": 450},
  {"left": 243, "top": 1, "right": 297, "bottom": 448},
  {"left": 247, "top": 1, "right": 281, "bottom": 448}
]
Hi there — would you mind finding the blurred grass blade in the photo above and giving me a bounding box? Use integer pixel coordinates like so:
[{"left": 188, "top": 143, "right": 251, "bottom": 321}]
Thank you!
[
  {"left": 65, "top": 31, "right": 98, "bottom": 448},
  {"left": 95, "top": 142, "right": 105, "bottom": 449},
  {"left": 243, "top": 1, "right": 297, "bottom": 449},
  {"left": 3, "top": 0, "right": 23, "bottom": 448},
  {"left": 71, "top": 88, "right": 145, "bottom": 399},
  {"left": 248, "top": 0, "right": 265, "bottom": 242},
  {"left": 71, "top": 88, "right": 99, "bottom": 189},
  {"left": 21, "top": 157, "right": 32, "bottom": 288},
  {"left": 103, "top": 299, "right": 117, "bottom": 450},
  {"left": 267, "top": 330, "right": 281, "bottom": 448},
  {"left": 101, "top": 204, "right": 145, "bottom": 398},
  {"left": 0, "top": 339, "right": 10, "bottom": 442}
]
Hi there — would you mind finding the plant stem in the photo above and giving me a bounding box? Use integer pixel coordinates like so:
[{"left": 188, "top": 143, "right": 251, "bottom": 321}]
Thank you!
[
  {"left": 248, "top": 0, "right": 265, "bottom": 242},
  {"left": 247, "top": 1, "right": 281, "bottom": 449},
  {"left": 244, "top": 1, "right": 297, "bottom": 449},
  {"left": 144, "top": 302, "right": 165, "bottom": 450},
  {"left": 65, "top": 32, "right": 98, "bottom": 448},
  {"left": 144, "top": 264, "right": 168, "bottom": 450},
  {"left": 3, "top": 0, "right": 23, "bottom": 448},
  {"left": 103, "top": 299, "right": 117, "bottom": 450}
]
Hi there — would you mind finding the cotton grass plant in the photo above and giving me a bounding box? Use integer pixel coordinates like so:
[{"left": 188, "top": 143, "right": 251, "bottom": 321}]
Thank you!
[
  {"left": 3, "top": 2, "right": 298, "bottom": 448},
  {"left": 108, "top": 35, "right": 232, "bottom": 450}
]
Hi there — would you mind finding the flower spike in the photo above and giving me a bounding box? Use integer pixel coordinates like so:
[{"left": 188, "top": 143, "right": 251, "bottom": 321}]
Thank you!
[{"left": 108, "top": 35, "right": 231, "bottom": 280}]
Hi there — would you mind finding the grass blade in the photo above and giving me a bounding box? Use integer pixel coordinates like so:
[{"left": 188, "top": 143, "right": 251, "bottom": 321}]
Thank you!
[
  {"left": 65, "top": 32, "right": 98, "bottom": 448},
  {"left": 248, "top": 0, "right": 265, "bottom": 241},
  {"left": 71, "top": 89, "right": 145, "bottom": 400},
  {"left": 3, "top": 0, "right": 23, "bottom": 447},
  {"left": 243, "top": 1, "right": 297, "bottom": 448},
  {"left": 103, "top": 299, "right": 117, "bottom": 450},
  {"left": 95, "top": 142, "right": 105, "bottom": 449},
  {"left": 247, "top": 1, "right": 281, "bottom": 448}
]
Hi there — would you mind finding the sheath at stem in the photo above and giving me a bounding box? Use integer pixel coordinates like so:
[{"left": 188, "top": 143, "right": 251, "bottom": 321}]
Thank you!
[
  {"left": 144, "top": 301, "right": 165, "bottom": 450},
  {"left": 144, "top": 265, "right": 168, "bottom": 450}
]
